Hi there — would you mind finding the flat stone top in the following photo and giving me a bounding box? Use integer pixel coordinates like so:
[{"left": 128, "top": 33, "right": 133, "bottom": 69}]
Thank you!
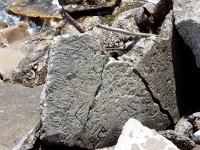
[{"left": 0, "top": 83, "right": 43, "bottom": 149}]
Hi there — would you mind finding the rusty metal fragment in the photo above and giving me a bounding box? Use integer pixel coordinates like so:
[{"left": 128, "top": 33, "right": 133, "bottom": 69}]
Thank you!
[{"left": 63, "top": 12, "right": 85, "bottom": 33}]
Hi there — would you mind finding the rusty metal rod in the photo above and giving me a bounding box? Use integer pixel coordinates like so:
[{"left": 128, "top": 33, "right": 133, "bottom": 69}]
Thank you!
[{"left": 63, "top": 12, "right": 85, "bottom": 33}]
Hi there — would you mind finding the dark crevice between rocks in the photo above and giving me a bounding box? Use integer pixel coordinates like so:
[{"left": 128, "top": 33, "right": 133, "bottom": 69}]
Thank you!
[
  {"left": 0, "top": 72, "right": 3, "bottom": 81},
  {"left": 94, "top": 84, "right": 102, "bottom": 98},
  {"left": 132, "top": 69, "right": 175, "bottom": 129},
  {"left": 172, "top": 28, "right": 200, "bottom": 117},
  {"left": 31, "top": 139, "right": 88, "bottom": 150}
]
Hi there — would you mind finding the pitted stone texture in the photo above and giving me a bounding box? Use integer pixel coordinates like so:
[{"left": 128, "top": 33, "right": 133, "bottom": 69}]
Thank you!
[
  {"left": 40, "top": 34, "right": 170, "bottom": 149},
  {"left": 121, "top": 11, "right": 180, "bottom": 123},
  {"left": 40, "top": 34, "right": 108, "bottom": 147},
  {"left": 83, "top": 60, "right": 169, "bottom": 149},
  {"left": 115, "top": 118, "right": 179, "bottom": 150},
  {"left": 173, "top": 0, "right": 200, "bottom": 68},
  {"left": 174, "top": 117, "right": 193, "bottom": 137}
]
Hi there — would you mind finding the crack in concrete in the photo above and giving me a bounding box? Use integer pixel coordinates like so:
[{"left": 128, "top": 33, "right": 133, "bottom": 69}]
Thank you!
[{"left": 132, "top": 69, "right": 175, "bottom": 129}]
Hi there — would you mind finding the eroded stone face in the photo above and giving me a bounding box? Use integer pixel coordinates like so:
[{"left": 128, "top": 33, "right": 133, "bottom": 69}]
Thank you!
[
  {"left": 40, "top": 33, "right": 178, "bottom": 149},
  {"left": 121, "top": 11, "right": 180, "bottom": 124}
]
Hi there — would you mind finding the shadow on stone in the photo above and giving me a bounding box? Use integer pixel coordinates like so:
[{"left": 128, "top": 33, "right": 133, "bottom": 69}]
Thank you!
[{"left": 172, "top": 26, "right": 200, "bottom": 116}]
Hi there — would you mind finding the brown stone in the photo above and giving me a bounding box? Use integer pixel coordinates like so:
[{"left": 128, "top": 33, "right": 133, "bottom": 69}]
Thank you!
[
  {"left": 8, "top": 3, "right": 62, "bottom": 26},
  {"left": 62, "top": 0, "right": 120, "bottom": 13}
]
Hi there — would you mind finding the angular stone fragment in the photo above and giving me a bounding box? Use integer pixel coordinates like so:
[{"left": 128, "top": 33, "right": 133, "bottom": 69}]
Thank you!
[
  {"left": 121, "top": 10, "right": 180, "bottom": 124},
  {"left": 175, "top": 117, "right": 193, "bottom": 137},
  {"left": 115, "top": 118, "right": 179, "bottom": 150},
  {"left": 40, "top": 34, "right": 108, "bottom": 148},
  {"left": 173, "top": 0, "right": 200, "bottom": 68},
  {"left": 61, "top": 0, "right": 120, "bottom": 13},
  {"left": 9, "top": 2, "right": 62, "bottom": 26},
  {"left": 159, "top": 130, "right": 195, "bottom": 150}
]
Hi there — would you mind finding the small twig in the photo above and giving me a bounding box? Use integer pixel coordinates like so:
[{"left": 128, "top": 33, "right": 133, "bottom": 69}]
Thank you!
[
  {"left": 63, "top": 12, "right": 85, "bottom": 33},
  {"left": 96, "top": 23, "right": 155, "bottom": 37}
]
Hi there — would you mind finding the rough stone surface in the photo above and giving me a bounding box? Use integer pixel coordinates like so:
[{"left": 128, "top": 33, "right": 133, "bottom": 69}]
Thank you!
[
  {"left": 173, "top": 0, "right": 200, "bottom": 68},
  {"left": 174, "top": 117, "right": 193, "bottom": 137},
  {"left": 115, "top": 118, "right": 179, "bottom": 150},
  {"left": 0, "top": 83, "right": 42, "bottom": 150},
  {"left": 61, "top": 0, "right": 120, "bottom": 13},
  {"left": 121, "top": 10, "right": 179, "bottom": 123},
  {"left": 4, "top": 47, "right": 49, "bottom": 87},
  {"left": 5, "top": 62, "right": 48, "bottom": 87},
  {"left": 159, "top": 130, "right": 195, "bottom": 150},
  {"left": 188, "top": 112, "right": 200, "bottom": 123},
  {"left": 40, "top": 34, "right": 108, "bottom": 148},
  {"left": 152, "top": 0, "right": 172, "bottom": 23},
  {"left": 41, "top": 27, "right": 179, "bottom": 149}
]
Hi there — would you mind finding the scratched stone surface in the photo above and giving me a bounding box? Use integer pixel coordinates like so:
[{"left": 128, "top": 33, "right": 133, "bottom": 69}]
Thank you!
[
  {"left": 121, "top": 11, "right": 180, "bottom": 124},
  {"left": 82, "top": 60, "right": 169, "bottom": 149},
  {"left": 173, "top": 0, "right": 200, "bottom": 68},
  {"left": 40, "top": 34, "right": 176, "bottom": 149},
  {"left": 40, "top": 34, "right": 108, "bottom": 148}
]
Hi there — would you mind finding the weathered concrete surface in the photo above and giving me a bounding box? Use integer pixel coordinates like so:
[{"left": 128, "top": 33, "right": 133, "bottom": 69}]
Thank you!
[
  {"left": 173, "top": 0, "right": 200, "bottom": 68},
  {"left": 115, "top": 118, "right": 179, "bottom": 150},
  {"left": 0, "top": 83, "right": 42, "bottom": 149}
]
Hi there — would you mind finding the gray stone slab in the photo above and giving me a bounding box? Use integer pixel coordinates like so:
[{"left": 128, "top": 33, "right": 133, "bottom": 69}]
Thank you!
[
  {"left": 40, "top": 33, "right": 176, "bottom": 149},
  {"left": 0, "top": 83, "right": 42, "bottom": 149}
]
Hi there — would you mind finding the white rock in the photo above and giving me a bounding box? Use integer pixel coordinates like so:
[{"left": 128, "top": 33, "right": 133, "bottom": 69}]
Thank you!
[
  {"left": 115, "top": 118, "right": 180, "bottom": 150},
  {"left": 193, "top": 130, "right": 200, "bottom": 138}
]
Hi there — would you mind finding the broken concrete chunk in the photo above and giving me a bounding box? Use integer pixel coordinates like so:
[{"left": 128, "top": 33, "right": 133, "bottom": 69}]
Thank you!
[{"left": 115, "top": 118, "right": 179, "bottom": 150}]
